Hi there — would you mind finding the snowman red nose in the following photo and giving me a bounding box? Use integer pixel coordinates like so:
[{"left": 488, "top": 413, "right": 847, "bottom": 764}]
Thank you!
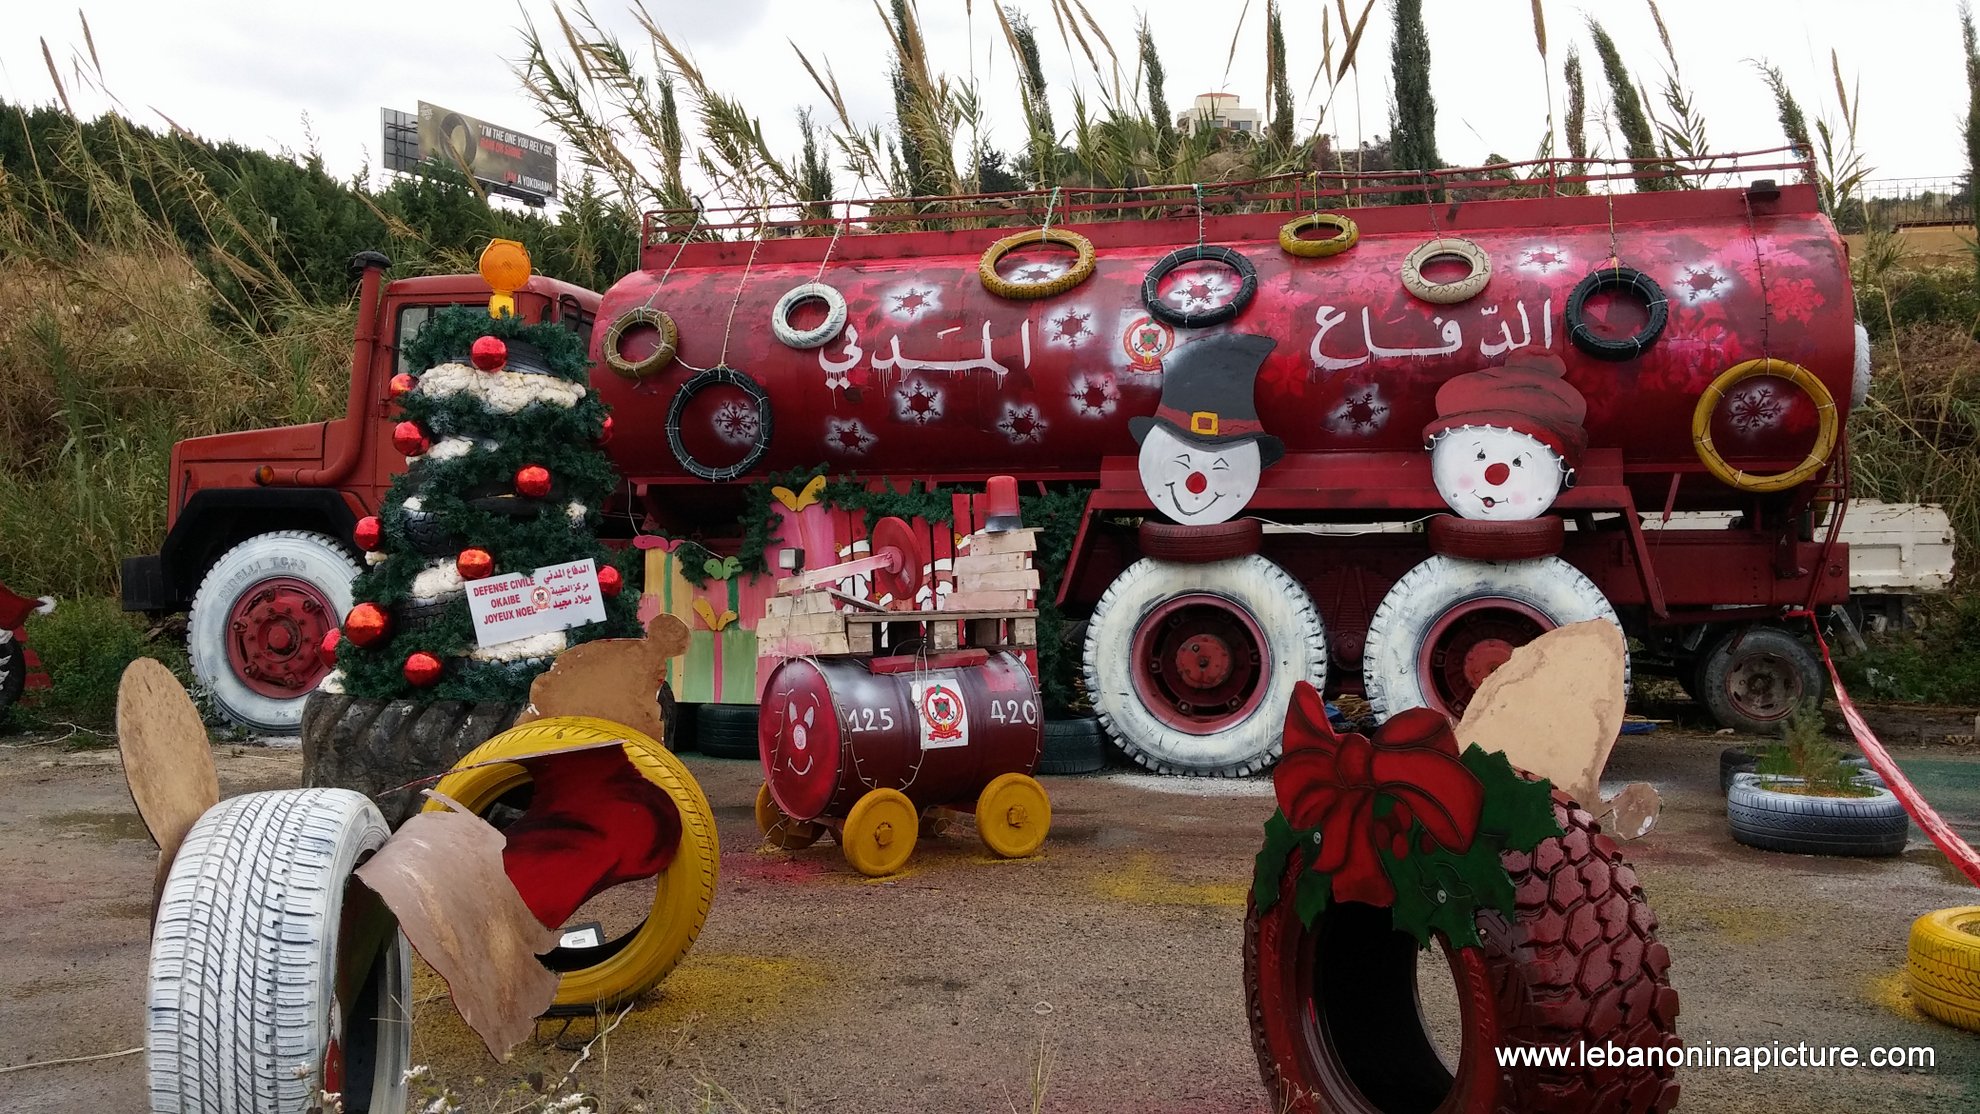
[
  {"left": 1484, "top": 462, "right": 1511, "bottom": 486},
  {"left": 1186, "top": 472, "right": 1208, "bottom": 494}
]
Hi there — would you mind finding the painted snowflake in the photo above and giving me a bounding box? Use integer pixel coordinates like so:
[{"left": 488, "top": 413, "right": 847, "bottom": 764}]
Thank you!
[
  {"left": 998, "top": 404, "right": 1047, "bottom": 445},
  {"left": 1767, "top": 277, "right": 1822, "bottom": 324},
  {"left": 1674, "top": 264, "right": 1731, "bottom": 305},
  {"left": 895, "top": 379, "right": 944, "bottom": 424},
  {"left": 1325, "top": 385, "right": 1390, "bottom": 436},
  {"left": 1166, "top": 268, "right": 1230, "bottom": 312},
  {"left": 713, "top": 401, "right": 761, "bottom": 445},
  {"left": 889, "top": 286, "right": 940, "bottom": 318},
  {"left": 1047, "top": 309, "right": 1094, "bottom": 347},
  {"left": 1069, "top": 374, "right": 1120, "bottom": 417},
  {"left": 1517, "top": 246, "right": 1571, "bottom": 274},
  {"left": 1729, "top": 385, "right": 1785, "bottom": 432},
  {"left": 1006, "top": 259, "right": 1068, "bottom": 286},
  {"left": 826, "top": 417, "right": 874, "bottom": 455}
]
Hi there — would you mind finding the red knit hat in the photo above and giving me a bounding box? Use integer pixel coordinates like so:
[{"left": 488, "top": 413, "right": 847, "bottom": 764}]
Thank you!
[{"left": 1423, "top": 353, "right": 1589, "bottom": 465}]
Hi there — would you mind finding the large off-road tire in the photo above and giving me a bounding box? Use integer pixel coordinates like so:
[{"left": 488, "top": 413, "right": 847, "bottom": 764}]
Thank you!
[
  {"left": 188, "top": 531, "right": 361, "bottom": 734},
  {"left": 1726, "top": 772, "right": 1909, "bottom": 856},
  {"left": 300, "top": 692, "right": 523, "bottom": 827},
  {"left": 1084, "top": 556, "right": 1327, "bottom": 777},
  {"left": 148, "top": 788, "right": 411, "bottom": 1113},
  {"left": 432, "top": 716, "right": 719, "bottom": 1012},
  {"left": 696, "top": 701, "right": 762, "bottom": 759},
  {"left": 1908, "top": 907, "right": 1980, "bottom": 1032},
  {"left": 1246, "top": 794, "right": 1681, "bottom": 1114},
  {"left": 1697, "top": 625, "right": 1824, "bottom": 735},
  {"left": 0, "top": 635, "right": 25, "bottom": 717},
  {"left": 1363, "top": 555, "right": 1625, "bottom": 720}
]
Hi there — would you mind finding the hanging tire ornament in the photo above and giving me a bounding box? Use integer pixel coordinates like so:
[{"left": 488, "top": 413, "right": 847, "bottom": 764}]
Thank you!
[
  {"left": 770, "top": 282, "right": 848, "bottom": 350},
  {"left": 978, "top": 227, "right": 1097, "bottom": 299},
  {"left": 667, "top": 365, "right": 772, "bottom": 482},
  {"left": 1361, "top": 554, "right": 1626, "bottom": 719},
  {"left": 1566, "top": 264, "right": 1668, "bottom": 361},
  {"left": 1142, "top": 245, "right": 1259, "bottom": 328},
  {"left": 1692, "top": 358, "right": 1839, "bottom": 493},
  {"left": 1400, "top": 236, "right": 1492, "bottom": 305},
  {"left": 602, "top": 306, "right": 679, "bottom": 379},
  {"left": 1277, "top": 212, "right": 1359, "bottom": 258}
]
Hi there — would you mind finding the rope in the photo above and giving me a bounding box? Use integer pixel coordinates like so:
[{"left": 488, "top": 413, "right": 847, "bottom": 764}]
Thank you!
[
  {"left": 640, "top": 207, "right": 705, "bottom": 313},
  {"left": 1743, "top": 193, "right": 1773, "bottom": 360},
  {"left": 675, "top": 219, "right": 768, "bottom": 374},
  {"left": 1193, "top": 183, "right": 1206, "bottom": 252},
  {"left": 811, "top": 201, "right": 852, "bottom": 285},
  {"left": 0, "top": 1047, "right": 143, "bottom": 1075},
  {"left": 1039, "top": 186, "right": 1061, "bottom": 240},
  {"left": 1604, "top": 187, "right": 1621, "bottom": 268}
]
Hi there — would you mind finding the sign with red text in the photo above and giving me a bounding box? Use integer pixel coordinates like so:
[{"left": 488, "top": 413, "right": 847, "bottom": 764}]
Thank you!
[{"left": 466, "top": 559, "right": 606, "bottom": 649}]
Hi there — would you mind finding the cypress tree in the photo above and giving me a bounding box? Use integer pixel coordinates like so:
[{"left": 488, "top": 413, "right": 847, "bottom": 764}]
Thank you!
[
  {"left": 1268, "top": 1, "right": 1296, "bottom": 150},
  {"left": 1388, "top": 0, "right": 1442, "bottom": 202},
  {"left": 1139, "top": 16, "right": 1177, "bottom": 158},
  {"left": 1962, "top": 2, "right": 1980, "bottom": 246},
  {"left": 1562, "top": 46, "right": 1588, "bottom": 195}
]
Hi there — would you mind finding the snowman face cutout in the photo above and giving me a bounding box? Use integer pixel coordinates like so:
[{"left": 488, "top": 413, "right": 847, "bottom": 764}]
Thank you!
[
  {"left": 1430, "top": 425, "right": 1566, "bottom": 521},
  {"left": 1137, "top": 424, "right": 1262, "bottom": 526}
]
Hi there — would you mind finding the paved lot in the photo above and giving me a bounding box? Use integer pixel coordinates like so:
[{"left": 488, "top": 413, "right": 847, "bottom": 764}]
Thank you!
[{"left": 3, "top": 722, "right": 1980, "bottom": 1112}]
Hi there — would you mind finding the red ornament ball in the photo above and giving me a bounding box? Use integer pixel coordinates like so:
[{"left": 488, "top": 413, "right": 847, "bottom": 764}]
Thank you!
[
  {"left": 388, "top": 372, "right": 418, "bottom": 399},
  {"left": 404, "top": 651, "right": 444, "bottom": 687},
  {"left": 596, "top": 415, "right": 614, "bottom": 445},
  {"left": 320, "top": 627, "right": 341, "bottom": 665},
  {"left": 457, "top": 547, "right": 495, "bottom": 580},
  {"left": 343, "top": 602, "right": 390, "bottom": 647},
  {"left": 392, "top": 420, "right": 431, "bottom": 457},
  {"left": 354, "top": 515, "right": 382, "bottom": 551},
  {"left": 470, "top": 335, "right": 508, "bottom": 372},
  {"left": 597, "top": 564, "right": 623, "bottom": 597},
  {"left": 515, "top": 464, "right": 552, "bottom": 498}
]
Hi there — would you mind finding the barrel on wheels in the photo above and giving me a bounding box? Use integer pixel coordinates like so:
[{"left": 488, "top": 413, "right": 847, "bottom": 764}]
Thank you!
[{"left": 755, "top": 649, "right": 1049, "bottom": 876}]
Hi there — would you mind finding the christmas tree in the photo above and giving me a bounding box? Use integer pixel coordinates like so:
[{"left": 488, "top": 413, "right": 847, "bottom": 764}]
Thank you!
[{"left": 322, "top": 299, "right": 637, "bottom": 703}]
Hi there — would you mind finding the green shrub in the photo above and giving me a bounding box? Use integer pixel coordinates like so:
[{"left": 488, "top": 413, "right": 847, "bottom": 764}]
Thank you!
[
  {"left": 1838, "top": 594, "right": 1980, "bottom": 705},
  {"left": 11, "top": 596, "right": 189, "bottom": 733}
]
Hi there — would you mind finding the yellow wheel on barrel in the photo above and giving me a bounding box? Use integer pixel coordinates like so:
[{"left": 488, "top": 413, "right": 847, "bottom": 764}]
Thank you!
[
  {"left": 755, "top": 782, "right": 823, "bottom": 850},
  {"left": 840, "top": 788, "right": 920, "bottom": 877},
  {"left": 975, "top": 773, "right": 1052, "bottom": 858}
]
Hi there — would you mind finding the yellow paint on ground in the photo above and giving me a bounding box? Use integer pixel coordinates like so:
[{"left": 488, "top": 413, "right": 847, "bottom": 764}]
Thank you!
[
  {"left": 1090, "top": 852, "right": 1247, "bottom": 908},
  {"left": 1867, "top": 968, "right": 1927, "bottom": 1023}
]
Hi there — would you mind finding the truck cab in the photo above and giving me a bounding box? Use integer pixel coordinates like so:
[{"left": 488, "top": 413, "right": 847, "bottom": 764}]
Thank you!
[{"left": 122, "top": 253, "right": 600, "bottom": 732}]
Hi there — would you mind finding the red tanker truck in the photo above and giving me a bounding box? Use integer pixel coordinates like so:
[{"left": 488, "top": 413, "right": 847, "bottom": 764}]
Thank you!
[{"left": 125, "top": 152, "right": 1862, "bottom": 775}]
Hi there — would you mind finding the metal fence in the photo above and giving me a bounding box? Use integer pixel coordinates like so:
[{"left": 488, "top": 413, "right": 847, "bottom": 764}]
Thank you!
[{"left": 1862, "top": 177, "right": 1971, "bottom": 228}]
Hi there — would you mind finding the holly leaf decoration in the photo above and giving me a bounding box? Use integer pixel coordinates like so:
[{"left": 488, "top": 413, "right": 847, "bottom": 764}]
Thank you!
[
  {"left": 1382, "top": 824, "right": 1520, "bottom": 948},
  {"left": 1294, "top": 868, "right": 1330, "bottom": 928},
  {"left": 1252, "top": 810, "right": 1299, "bottom": 913},
  {"left": 1463, "top": 745, "right": 1563, "bottom": 852}
]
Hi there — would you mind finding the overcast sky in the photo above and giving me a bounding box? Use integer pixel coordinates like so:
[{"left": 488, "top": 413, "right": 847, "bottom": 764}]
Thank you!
[{"left": 2, "top": 1, "right": 1969, "bottom": 204}]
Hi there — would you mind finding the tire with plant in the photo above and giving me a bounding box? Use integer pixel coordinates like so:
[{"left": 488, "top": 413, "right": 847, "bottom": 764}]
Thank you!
[
  {"left": 300, "top": 692, "right": 523, "bottom": 827},
  {"left": 1246, "top": 794, "right": 1682, "bottom": 1113},
  {"left": 187, "top": 530, "right": 362, "bottom": 734},
  {"left": 1908, "top": 907, "right": 1980, "bottom": 1032},
  {"left": 1725, "top": 772, "right": 1909, "bottom": 856},
  {"left": 1697, "top": 625, "right": 1824, "bottom": 735}
]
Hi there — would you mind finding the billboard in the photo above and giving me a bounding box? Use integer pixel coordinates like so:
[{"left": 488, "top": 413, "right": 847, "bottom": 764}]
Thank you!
[{"left": 383, "top": 102, "right": 558, "bottom": 203}]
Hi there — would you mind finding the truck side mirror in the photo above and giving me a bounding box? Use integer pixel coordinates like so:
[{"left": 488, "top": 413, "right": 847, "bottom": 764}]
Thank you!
[{"left": 348, "top": 250, "right": 392, "bottom": 281}]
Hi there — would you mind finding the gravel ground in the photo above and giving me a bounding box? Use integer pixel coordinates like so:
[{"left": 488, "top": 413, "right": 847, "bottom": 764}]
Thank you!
[{"left": 3, "top": 717, "right": 1979, "bottom": 1112}]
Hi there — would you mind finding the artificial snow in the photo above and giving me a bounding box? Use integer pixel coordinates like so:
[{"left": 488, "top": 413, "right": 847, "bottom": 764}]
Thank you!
[
  {"left": 409, "top": 560, "right": 465, "bottom": 601},
  {"left": 317, "top": 669, "right": 345, "bottom": 695},
  {"left": 426, "top": 436, "right": 477, "bottom": 461},
  {"left": 470, "top": 630, "right": 569, "bottom": 661},
  {"left": 417, "top": 361, "right": 586, "bottom": 413}
]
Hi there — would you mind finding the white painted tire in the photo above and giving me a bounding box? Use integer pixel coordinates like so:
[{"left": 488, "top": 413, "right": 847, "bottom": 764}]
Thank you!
[
  {"left": 1084, "top": 556, "right": 1327, "bottom": 777},
  {"left": 1851, "top": 319, "right": 1872, "bottom": 411},
  {"left": 770, "top": 282, "right": 848, "bottom": 349},
  {"left": 1362, "top": 555, "right": 1626, "bottom": 719},
  {"left": 1401, "top": 236, "right": 1492, "bottom": 304},
  {"left": 188, "top": 531, "right": 360, "bottom": 734},
  {"left": 148, "top": 788, "right": 411, "bottom": 1113}
]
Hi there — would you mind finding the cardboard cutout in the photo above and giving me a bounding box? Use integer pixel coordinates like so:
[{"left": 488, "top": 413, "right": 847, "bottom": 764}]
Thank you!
[
  {"left": 1130, "top": 333, "right": 1282, "bottom": 525},
  {"left": 115, "top": 658, "right": 219, "bottom": 900},
  {"left": 515, "top": 611, "right": 692, "bottom": 741},
  {"left": 1425, "top": 354, "right": 1587, "bottom": 521}
]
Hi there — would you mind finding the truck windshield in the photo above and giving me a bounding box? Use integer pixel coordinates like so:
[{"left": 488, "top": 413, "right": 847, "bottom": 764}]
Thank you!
[
  {"left": 394, "top": 298, "right": 595, "bottom": 376},
  {"left": 393, "top": 305, "right": 439, "bottom": 376}
]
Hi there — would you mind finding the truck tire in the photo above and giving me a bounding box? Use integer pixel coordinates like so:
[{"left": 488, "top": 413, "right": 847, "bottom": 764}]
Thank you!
[
  {"left": 188, "top": 531, "right": 362, "bottom": 734},
  {"left": 300, "top": 692, "right": 523, "bottom": 827},
  {"left": 1137, "top": 519, "right": 1262, "bottom": 563},
  {"left": 1247, "top": 794, "right": 1681, "bottom": 1114},
  {"left": 1697, "top": 625, "right": 1823, "bottom": 735},
  {"left": 148, "top": 788, "right": 411, "bottom": 1114},
  {"left": 696, "top": 702, "right": 762, "bottom": 759},
  {"left": 1726, "top": 773, "right": 1909, "bottom": 856},
  {"left": 1424, "top": 514, "right": 1565, "bottom": 561},
  {"left": 0, "top": 636, "right": 24, "bottom": 717},
  {"left": 1084, "top": 556, "right": 1327, "bottom": 777},
  {"left": 1038, "top": 716, "right": 1108, "bottom": 774},
  {"left": 1362, "top": 555, "right": 1625, "bottom": 720}
]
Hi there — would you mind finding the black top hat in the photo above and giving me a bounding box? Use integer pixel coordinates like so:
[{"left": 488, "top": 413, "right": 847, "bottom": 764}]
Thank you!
[{"left": 1128, "top": 333, "right": 1284, "bottom": 466}]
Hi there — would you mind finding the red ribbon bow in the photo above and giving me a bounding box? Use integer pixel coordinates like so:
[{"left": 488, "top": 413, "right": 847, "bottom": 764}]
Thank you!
[{"left": 1273, "top": 682, "right": 1485, "bottom": 907}]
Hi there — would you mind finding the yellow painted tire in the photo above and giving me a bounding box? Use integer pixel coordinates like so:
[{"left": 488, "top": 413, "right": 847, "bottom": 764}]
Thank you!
[
  {"left": 1278, "top": 212, "right": 1359, "bottom": 258},
  {"left": 975, "top": 773, "right": 1052, "bottom": 858},
  {"left": 756, "top": 781, "right": 822, "bottom": 850},
  {"left": 978, "top": 228, "right": 1097, "bottom": 300},
  {"left": 1691, "top": 359, "right": 1838, "bottom": 493},
  {"left": 840, "top": 787, "right": 919, "bottom": 877},
  {"left": 426, "top": 715, "right": 718, "bottom": 1012},
  {"left": 601, "top": 306, "right": 679, "bottom": 379},
  {"left": 1401, "top": 236, "right": 1492, "bottom": 304},
  {"left": 1908, "top": 907, "right": 1980, "bottom": 1032}
]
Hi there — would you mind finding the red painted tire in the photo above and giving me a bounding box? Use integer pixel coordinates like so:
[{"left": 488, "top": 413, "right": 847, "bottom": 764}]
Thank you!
[
  {"left": 1137, "top": 519, "right": 1263, "bottom": 563},
  {"left": 1425, "top": 515, "right": 1566, "bottom": 561},
  {"left": 1245, "top": 793, "right": 1681, "bottom": 1114}
]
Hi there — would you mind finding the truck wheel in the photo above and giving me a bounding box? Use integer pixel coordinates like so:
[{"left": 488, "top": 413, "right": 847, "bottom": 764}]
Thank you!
[
  {"left": 1362, "top": 555, "right": 1625, "bottom": 720},
  {"left": 1246, "top": 794, "right": 1682, "bottom": 1114},
  {"left": 1084, "top": 556, "right": 1327, "bottom": 777},
  {"left": 149, "top": 788, "right": 411, "bottom": 1113},
  {"left": 188, "top": 531, "right": 361, "bottom": 734},
  {"left": 300, "top": 692, "right": 523, "bottom": 827},
  {"left": 1697, "top": 625, "right": 1823, "bottom": 735}
]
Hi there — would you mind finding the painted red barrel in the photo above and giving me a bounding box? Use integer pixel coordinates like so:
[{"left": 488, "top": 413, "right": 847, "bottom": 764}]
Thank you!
[{"left": 759, "top": 650, "right": 1042, "bottom": 822}]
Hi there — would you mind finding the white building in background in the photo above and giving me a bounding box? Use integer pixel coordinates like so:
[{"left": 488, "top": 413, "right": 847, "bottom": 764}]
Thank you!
[{"left": 1180, "top": 93, "right": 1263, "bottom": 135}]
